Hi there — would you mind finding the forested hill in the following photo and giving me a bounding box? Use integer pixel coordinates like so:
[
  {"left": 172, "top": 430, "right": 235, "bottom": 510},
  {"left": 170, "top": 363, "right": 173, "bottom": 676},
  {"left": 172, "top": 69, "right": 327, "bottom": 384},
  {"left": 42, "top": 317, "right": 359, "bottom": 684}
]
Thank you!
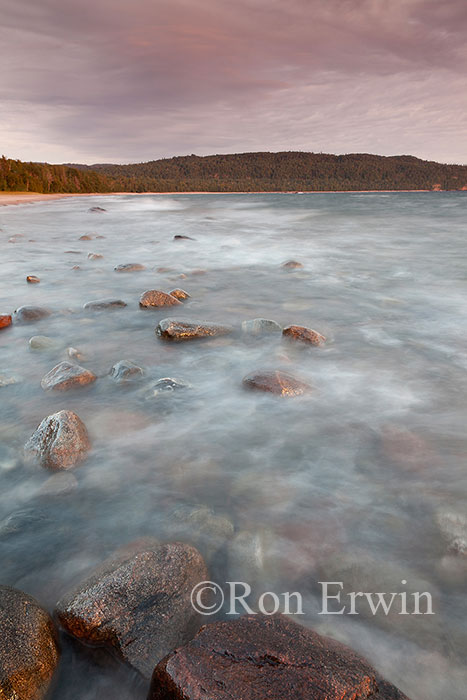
[
  {"left": 66, "top": 152, "right": 467, "bottom": 192},
  {"left": 2, "top": 152, "right": 467, "bottom": 193}
]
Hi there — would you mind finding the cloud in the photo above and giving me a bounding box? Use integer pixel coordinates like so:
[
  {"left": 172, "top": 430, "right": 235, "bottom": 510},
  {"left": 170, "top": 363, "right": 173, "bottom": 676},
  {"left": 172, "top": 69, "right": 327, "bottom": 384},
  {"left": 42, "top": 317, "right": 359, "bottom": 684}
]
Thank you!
[{"left": 1, "top": 0, "right": 466, "bottom": 163}]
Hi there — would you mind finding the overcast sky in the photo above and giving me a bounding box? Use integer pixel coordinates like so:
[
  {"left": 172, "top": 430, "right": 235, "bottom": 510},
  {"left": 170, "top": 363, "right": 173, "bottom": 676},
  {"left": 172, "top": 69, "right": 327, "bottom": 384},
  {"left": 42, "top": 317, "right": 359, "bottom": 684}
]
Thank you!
[{"left": 1, "top": 0, "right": 466, "bottom": 164}]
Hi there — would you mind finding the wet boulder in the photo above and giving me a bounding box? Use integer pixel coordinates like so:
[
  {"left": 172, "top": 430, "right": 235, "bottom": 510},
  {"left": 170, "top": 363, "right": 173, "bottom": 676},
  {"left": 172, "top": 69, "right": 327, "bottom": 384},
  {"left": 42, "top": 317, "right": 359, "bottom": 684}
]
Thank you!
[
  {"left": 25, "top": 409, "right": 91, "bottom": 470},
  {"left": 114, "top": 263, "right": 146, "bottom": 272},
  {"left": 169, "top": 288, "right": 190, "bottom": 301},
  {"left": 0, "top": 314, "right": 12, "bottom": 330},
  {"left": 283, "top": 325, "right": 326, "bottom": 345},
  {"left": 242, "top": 370, "right": 311, "bottom": 396},
  {"left": 242, "top": 318, "right": 282, "bottom": 336},
  {"left": 281, "top": 259, "right": 303, "bottom": 269},
  {"left": 26, "top": 275, "right": 40, "bottom": 284},
  {"left": 55, "top": 542, "right": 209, "bottom": 679},
  {"left": 156, "top": 318, "right": 234, "bottom": 341},
  {"left": 140, "top": 290, "right": 182, "bottom": 309},
  {"left": 148, "top": 614, "right": 410, "bottom": 700},
  {"left": 0, "top": 586, "right": 60, "bottom": 700},
  {"left": 40, "top": 362, "right": 97, "bottom": 392},
  {"left": 109, "top": 360, "right": 144, "bottom": 383},
  {"left": 13, "top": 306, "right": 51, "bottom": 323},
  {"left": 83, "top": 298, "right": 127, "bottom": 310}
]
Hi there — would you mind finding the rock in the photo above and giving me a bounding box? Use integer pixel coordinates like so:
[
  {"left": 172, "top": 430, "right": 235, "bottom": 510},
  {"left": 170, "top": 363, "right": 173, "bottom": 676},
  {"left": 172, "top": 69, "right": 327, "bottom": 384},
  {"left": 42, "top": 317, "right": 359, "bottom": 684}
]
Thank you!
[
  {"left": 0, "top": 314, "right": 12, "bottom": 330},
  {"left": 242, "top": 318, "right": 282, "bottom": 336},
  {"left": 114, "top": 263, "right": 146, "bottom": 272},
  {"left": 282, "top": 325, "right": 326, "bottom": 345},
  {"left": 67, "top": 347, "right": 86, "bottom": 362},
  {"left": 436, "top": 510, "right": 467, "bottom": 556},
  {"left": 167, "top": 505, "right": 234, "bottom": 561},
  {"left": 71, "top": 265, "right": 81, "bottom": 270},
  {"left": 79, "top": 234, "right": 93, "bottom": 240},
  {"left": 36, "top": 471, "right": 78, "bottom": 498},
  {"left": 40, "top": 362, "right": 97, "bottom": 392},
  {"left": 174, "top": 235, "right": 195, "bottom": 240},
  {"left": 139, "top": 290, "right": 182, "bottom": 308},
  {"left": 88, "top": 206, "right": 107, "bottom": 212},
  {"left": 83, "top": 298, "right": 127, "bottom": 310},
  {"left": 169, "top": 288, "right": 190, "bottom": 301},
  {"left": 379, "top": 426, "right": 434, "bottom": 473},
  {"left": 55, "top": 542, "right": 209, "bottom": 679},
  {"left": 0, "top": 586, "right": 60, "bottom": 700},
  {"left": 156, "top": 319, "right": 234, "bottom": 341},
  {"left": 281, "top": 259, "right": 303, "bottom": 269},
  {"left": 143, "top": 377, "right": 190, "bottom": 399},
  {"left": 25, "top": 410, "right": 91, "bottom": 470},
  {"left": 13, "top": 306, "right": 51, "bottom": 323},
  {"left": 242, "top": 370, "right": 311, "bottom": 396},
  {"left": 109, "top": 360, "right": 144, "bottom": 383},
  {"left": 148, "top": 614, "right": 410, "bottom": 700},
  {"left": 0, "top": 374, "right": 21, "bottom": 388},
  {"left": 87, "top": 252, "right": 103, "bottom": 260},
  {"left": 26, "top": 275, "right": 40, "bottom": 284},
  {"left": 29, "top": 335, "right": 59, "bottom": 351}
]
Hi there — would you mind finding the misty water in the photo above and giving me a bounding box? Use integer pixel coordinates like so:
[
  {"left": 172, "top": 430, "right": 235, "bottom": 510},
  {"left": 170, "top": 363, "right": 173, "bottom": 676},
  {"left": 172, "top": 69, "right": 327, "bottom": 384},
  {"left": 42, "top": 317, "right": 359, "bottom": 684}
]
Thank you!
[{"left": 1, "top": 192, "right": 466, "bottom": 699}]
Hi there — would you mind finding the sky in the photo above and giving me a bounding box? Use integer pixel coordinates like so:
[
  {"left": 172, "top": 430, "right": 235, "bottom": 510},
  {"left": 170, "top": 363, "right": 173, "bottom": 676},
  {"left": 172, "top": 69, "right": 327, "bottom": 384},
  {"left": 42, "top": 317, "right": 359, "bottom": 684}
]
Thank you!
[{"left": 1, "top": 0, "right": 466, "bottom": 165}]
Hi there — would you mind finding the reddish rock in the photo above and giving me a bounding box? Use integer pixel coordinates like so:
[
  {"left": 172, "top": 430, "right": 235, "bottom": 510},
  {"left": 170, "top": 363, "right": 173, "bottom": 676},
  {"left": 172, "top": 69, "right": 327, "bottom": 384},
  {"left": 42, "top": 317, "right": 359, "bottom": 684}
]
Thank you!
[
  {"left": 281, "top": 260, "right": 303, "bottom": 269},
  {"left": 13, "top": 306, "right": 51, "bottom": 323},
  {"left": 0, "top": 586, "right": 60, "bottom": 700},
  {"left": 149, "top": 614, "right": 410, "bottom": 700},
  {"left": 87, "top": 252, "right": 103, "bottom": 260},
  {"left": 140, "top": 290, "right": 182, "bottom": 309},
  {"left": 242, "top": 370, "right": 311, "bottom": 396},
  {"left": 169, "top": 288, "right": 190, "bottom": 301},
  {"left": 0, "top": 314, "right": 12, "bottom": 330},
  {"left": 25, "top": 409, "right": 91, "bottom": 470},
  {"left": 115, "top": 263, "right": 146, "bottom": 272},
  {"left": 40, "top": 362, "right": 97, "bottom": 392},
  {"left": 26, "top": 275, "right": 40, "bottom": 284},
  {"left": 55, "top": 542, "right": 209, "bottom": 679},
  {"left": 156, "top": 318, "right": 234, "bottom": 341},
  {"left": 283, "top": 325, "right": 326, "bottom": 345}
]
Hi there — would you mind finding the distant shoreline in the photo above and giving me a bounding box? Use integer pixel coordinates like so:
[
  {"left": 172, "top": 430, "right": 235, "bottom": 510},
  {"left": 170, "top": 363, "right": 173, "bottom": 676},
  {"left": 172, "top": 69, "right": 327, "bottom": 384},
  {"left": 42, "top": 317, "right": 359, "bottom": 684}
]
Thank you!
[{"left": 0, "top": 189, "right": 464, "bottom": 207}]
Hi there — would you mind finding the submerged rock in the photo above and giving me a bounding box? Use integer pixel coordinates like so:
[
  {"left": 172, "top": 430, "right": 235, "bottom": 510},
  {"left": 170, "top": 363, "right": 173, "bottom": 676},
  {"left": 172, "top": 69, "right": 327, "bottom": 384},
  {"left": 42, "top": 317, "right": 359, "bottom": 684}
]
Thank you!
[
  {"left": 87, "top": 252, "right": 103, "bottom": 260},
  {"left": 139, "top": 290, "right": 182, "bottom": 308},
  {"left": 25, "top": 409, "right": 91, "bottom": 470},
  {"left": 174, "top": 235, "right": 195, "bottom": 240},
  {"left": 283, "top": 324, "right": 326, "bottom": 345},
  {"left": 88, "top": 206, "right": 107, "bottom": 213},
  {"left": 167, "top": 505, "right": 234, "bottom": 561},
  {"left": 114, "top": 263, "right": 146, "bottom": 272},
  {"left": 13, "top": 306, "right": 51, "bottom": 323},
  {"left": 0, "top": 374, "right": 21, "bottom": 388},
  {"left": 37, "top": 471, "right": 78, "bottom": 498},
  {"left": 281, "top": 259, "right": 303, "bottom": 269},
  {"left": 109, "top": 360, "right": 144, "bottom": 383},
  {"left": 156, "top": 318, "right": 234, "bottom": 341},
  {"left": 26, "top": 275, "right": 40, "bottom": 284},
  {"left": 436, "top": 510, "right": 467, "bottom": 556},
  {"left": 67, "top": 346, "right": 86, "bottom": 362},
  {"left": 242, "top": 318, "right": 282, "bottom": 336},
  {"left": 83, "top": 298, "right": 127, "bottom": 310},
  {"left": 169, "top": 288, "right": 190, "bottom": 301},
  {"left": 0, "top": 314, "right": 12, "bottom": 330},
  {"left": 242, "top": 370, "right": 311, "bottom": 396},
  {"left": 29, "top": 335, "right": 59, "bottom": 351},
  {"left": 148, "top": 614, "right": 410, "bottom": 700},
  {"left": 41, "top": 362, "right": 97, "bottom": 392},
  {"left": 79, "top": 234, "right": 93, "bottom": 240},
  {"left": 0, "top": 586, "right": 60, "bottom": 700},
  {"left": 143, "top": 377, "right": 190, "bottom": 399},
  {"left": 55, "top": 542, "right": 209, "bottom": 679}
]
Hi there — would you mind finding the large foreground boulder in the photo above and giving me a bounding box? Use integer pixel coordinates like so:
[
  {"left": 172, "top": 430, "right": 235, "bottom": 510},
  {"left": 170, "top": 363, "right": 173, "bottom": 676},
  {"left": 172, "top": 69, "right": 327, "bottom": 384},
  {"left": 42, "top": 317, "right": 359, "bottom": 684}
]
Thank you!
[
  {"left": 148, "top": 614, "right": 410, "bottom": 700},
  {"left": 40, "top": 362, "right": 97, "bottom": 391},
  {"left": 25, "top": 410, "right": 91, "bottom": 470},
  {"left": 156, "top": 319, "right": 234, "bottom": 341},
  {"left": 140, "top": 290, "right": 182, "bottom": 308},
  {"left": 55, "top": 542, "right": 209, "bottom": 679},
  {"left": 0, "top": 586, "right": 60, "bottom": 700},
  {"left": 242, "top": 370, "right": 311, "bottom": 396}
]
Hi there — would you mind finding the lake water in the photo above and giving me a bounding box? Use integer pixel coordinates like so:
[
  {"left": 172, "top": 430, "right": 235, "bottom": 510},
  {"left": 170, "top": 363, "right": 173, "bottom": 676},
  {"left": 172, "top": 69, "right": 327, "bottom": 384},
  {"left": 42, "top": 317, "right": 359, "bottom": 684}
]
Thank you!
[{"left": 1, "top": 192, "right": 466, "bottom": 699}]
